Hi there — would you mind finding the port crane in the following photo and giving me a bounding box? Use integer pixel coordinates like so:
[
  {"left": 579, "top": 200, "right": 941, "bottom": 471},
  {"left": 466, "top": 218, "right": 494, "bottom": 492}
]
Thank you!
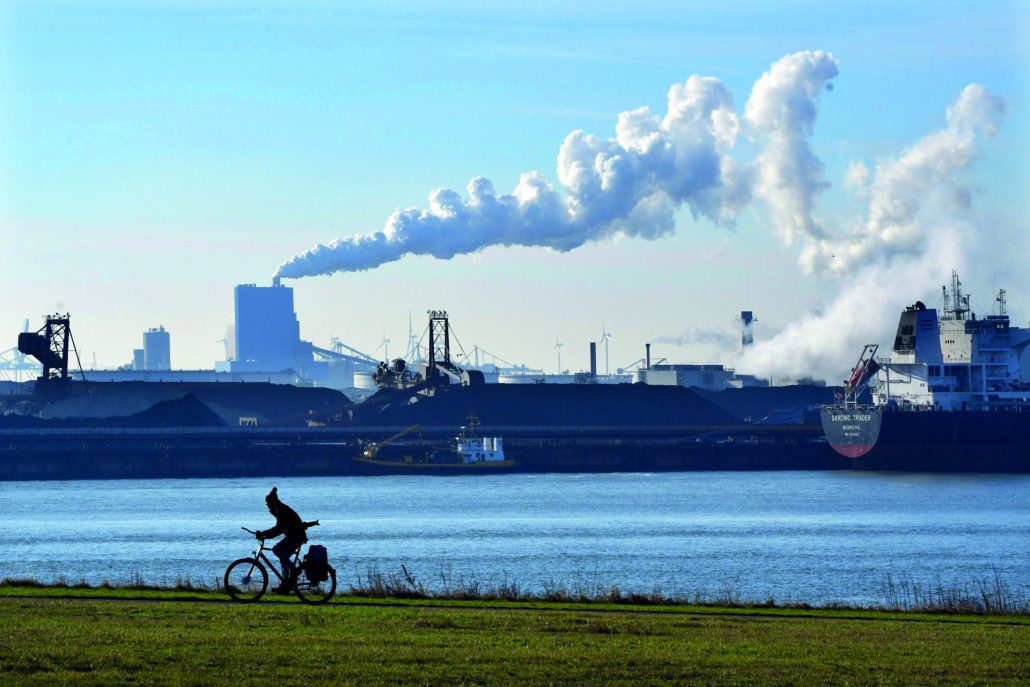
[
  {"left": 374, "top": 311, "right": 484, "bottom": 390},
  {"left": 17, "top": 314, "right": 86, "bottom": 382},
  {"left": 0, "top": 320, "right": 42, "bottom": 382}
]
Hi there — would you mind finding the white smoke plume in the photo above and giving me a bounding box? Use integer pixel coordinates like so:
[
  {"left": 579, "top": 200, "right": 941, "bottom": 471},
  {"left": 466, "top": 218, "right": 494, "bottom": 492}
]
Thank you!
[
  {"left": 744, "top": 51, "right": 839, "bottom": 247},
  {"left": 797, "top": 84, "right": 1007, "bottom": 274},
  {"left": 737, "top": 84, "right": 1007, "bottom": 381},
  {"left": 276, "top": 56, "right": 836, "bottom": 279},
  {"left": 655, "top": 326, "right": 738, "bottom": 351},
  {"left": 275, "top": 52, "right": 1008, "bottom": 383}
]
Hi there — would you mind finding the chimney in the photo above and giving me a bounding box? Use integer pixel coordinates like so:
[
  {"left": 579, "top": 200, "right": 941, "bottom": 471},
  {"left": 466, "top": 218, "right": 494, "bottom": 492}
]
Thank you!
[
  {"left": 740, "top": 310, "right": 755, "bottom": 348},
  {"left": 589, "top": 342, "right": 597, "bottom": 378},
  {"left": 272, "top": 276, "right": 282, "bottom": 288},
  {"left": 645, "top": 343, "right": 651, "bottom": 371}
]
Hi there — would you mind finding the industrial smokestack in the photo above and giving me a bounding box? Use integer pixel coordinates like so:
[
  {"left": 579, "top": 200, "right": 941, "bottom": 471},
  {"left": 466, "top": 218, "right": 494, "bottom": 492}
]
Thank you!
[
  {"left": 740, "top": 311, "right": 755, "bottom": 348},
  {"left": 272, "top": 276, "right": 282, "bottom": 288},
  {"left": 589, "top": 342, "right": 597, "bottom": 378},
  {"left": 645, "top": 343, "right": 651, "bottom": 371}
]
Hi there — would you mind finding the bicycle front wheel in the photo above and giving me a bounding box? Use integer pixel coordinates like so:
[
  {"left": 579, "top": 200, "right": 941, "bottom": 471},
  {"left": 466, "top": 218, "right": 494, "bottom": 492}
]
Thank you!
[
  {"left": 295, "top": 567, "right": 337, "bottom": 605},
  {"left": 224, "top": 558, "right": 268, "bottom": 602}
]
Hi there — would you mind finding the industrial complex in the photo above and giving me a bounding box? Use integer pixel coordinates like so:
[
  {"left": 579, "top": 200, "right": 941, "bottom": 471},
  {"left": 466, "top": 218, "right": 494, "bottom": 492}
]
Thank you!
[
  {"left": 3, "top": 272, "right": 1024, "bottom": 479},
  {"left": 2, "top": 280, "right": 781, "bottom": 395}
]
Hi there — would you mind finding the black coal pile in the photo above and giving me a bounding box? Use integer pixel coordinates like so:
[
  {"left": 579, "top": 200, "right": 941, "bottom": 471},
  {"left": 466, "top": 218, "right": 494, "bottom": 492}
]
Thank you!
[
  {"left": 32, "top": 381, "right": 352, "bottom": 427},
  {"left": 125, "top": 393, "right": 227, "bottom": 428},
  {"left": 693, "top": 385, "right": 851, "bottom": 424},
  {"left": 351, "top": 383, "right": 741, "bottom": 427},
  {"left": 0, "top": 393, "right": 226, "bottom": 429}
]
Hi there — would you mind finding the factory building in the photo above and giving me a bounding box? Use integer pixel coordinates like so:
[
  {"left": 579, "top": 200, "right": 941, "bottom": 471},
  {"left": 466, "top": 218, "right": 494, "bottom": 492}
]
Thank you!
[
  {"left": 101, "top": 281, "right": 370, "bottom": 387},
  {"left": 230, "top": 283, "right": 301, "bottom": 372},
  {"left": 636, "top": 364, "right": 769, "bottom": 390},
  {"left": 220, "top": 280, "right": 357, "bottom": 385},
  {"left": 143, "top": 326, "right": 170, "bottom": 371}
]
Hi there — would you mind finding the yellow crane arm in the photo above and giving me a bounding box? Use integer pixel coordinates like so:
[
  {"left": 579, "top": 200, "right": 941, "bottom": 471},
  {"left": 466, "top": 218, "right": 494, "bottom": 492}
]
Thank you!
[{"left": 364, "top": 424, "right": 423, "bottom": 458}]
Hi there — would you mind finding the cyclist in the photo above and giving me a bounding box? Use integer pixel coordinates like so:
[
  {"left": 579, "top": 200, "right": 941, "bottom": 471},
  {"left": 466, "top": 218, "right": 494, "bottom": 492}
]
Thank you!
[{"left": 256, "top": 487, "right": 310, "bottom": 593}]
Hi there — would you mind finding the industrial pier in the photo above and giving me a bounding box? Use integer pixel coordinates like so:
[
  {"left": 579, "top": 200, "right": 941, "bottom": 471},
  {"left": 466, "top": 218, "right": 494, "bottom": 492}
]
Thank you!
[{"left": 0, "top": 423, "right": 844, "bottom": 481}]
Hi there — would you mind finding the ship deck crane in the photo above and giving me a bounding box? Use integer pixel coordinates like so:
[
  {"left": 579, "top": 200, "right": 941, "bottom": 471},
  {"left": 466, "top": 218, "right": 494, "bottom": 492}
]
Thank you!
[
  {"left": 841, "top": 344, "right": 879, "bottom": 406},
  {"left": 362, "top": 424, "right": 423, "bottom": 459}
]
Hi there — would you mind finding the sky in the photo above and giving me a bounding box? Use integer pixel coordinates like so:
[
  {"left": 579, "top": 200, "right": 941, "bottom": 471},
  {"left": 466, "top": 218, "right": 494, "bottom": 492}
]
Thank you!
[{"left": 2, "top": 1, "right": 1028, "bottom": 380}]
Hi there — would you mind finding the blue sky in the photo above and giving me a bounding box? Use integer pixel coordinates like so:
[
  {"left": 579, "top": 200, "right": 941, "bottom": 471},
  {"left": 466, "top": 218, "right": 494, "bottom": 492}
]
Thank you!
[{"left": 2, "top": 1, "right": 1028, "bottom": 376}]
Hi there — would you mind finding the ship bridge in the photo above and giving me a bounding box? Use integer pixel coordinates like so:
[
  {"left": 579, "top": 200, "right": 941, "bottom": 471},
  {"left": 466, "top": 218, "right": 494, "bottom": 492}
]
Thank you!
[{"left": 875, "top": 272, "right": 1030, "bottom": 410}]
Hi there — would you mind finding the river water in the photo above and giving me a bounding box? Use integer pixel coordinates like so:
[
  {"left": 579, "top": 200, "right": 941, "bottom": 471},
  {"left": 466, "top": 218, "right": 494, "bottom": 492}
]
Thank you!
[{"left": 1, "top": 471, "right": 1027, "bottom": 605}]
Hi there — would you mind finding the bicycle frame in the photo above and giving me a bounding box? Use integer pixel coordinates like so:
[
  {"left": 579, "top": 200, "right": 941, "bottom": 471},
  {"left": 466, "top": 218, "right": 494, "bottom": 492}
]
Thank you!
[{"left": 242, "top": 528, "right": 302, "bottom": 583}]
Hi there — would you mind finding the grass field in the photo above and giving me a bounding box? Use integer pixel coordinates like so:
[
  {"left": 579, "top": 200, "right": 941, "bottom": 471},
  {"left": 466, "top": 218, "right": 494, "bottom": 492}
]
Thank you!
[{"left": 1, "top": 587, "right": 1028, "bottom": 686}]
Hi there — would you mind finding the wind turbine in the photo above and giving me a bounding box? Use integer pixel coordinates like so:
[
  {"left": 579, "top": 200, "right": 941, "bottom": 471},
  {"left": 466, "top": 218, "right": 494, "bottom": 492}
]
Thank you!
[
  {"left": 377, "top": 326, "right": 391, "bottom": 362},
  {"left": 554, "top": 338, "right": 564, "bottom": 375},
  {"left": 600, "top": 321, "right": 612, "bottom": 377},
  {"left": 405, "top": 311, "right": 419, "bottom": 362}
]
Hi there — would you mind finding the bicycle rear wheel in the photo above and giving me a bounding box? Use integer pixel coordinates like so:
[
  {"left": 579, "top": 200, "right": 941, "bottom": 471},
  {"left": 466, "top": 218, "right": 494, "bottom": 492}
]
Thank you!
[
  {"left": 294, "top": 566, "right": 336, "bottom": 605},
  {"left": 224, "top": 558, "right": 268, "bottom": 602}
]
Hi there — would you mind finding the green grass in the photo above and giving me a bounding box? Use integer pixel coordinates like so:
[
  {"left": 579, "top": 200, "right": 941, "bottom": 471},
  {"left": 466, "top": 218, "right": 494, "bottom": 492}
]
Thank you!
[{"left": 0, "top": 588, "right": 1028, "bottom": 686}]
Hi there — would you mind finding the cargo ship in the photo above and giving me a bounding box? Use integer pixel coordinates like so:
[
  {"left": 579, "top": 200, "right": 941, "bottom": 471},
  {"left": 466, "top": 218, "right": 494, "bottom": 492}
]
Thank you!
[{"left": 822, "top": 272, "right": 1030, "bottom": 472}]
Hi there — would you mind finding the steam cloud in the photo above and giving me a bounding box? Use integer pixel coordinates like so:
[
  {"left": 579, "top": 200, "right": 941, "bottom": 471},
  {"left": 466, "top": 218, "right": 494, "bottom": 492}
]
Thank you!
[
  {"left": 655, "top": 326, "right": 738, "bottom": 351},
  {"left": 276, "top": 51, "right": 1008, "bottom": 381},
  {"left": 797, "top": 84, "right": 1006, "bottom": 273},
  {"left": 737, "top": 84, "right": 1007, "bottom": 380},
  {"left": 745, "top": 51, "right": 838, "bottom": 247},
  {"left": 276, "top": 53, "right": 840, "bottom": 279}
]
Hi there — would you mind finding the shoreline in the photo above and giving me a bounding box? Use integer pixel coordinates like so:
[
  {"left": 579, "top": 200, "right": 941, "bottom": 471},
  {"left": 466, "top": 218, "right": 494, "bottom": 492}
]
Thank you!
[{"left": 5, "top": 575, "right": 1027, "bottom": 618}]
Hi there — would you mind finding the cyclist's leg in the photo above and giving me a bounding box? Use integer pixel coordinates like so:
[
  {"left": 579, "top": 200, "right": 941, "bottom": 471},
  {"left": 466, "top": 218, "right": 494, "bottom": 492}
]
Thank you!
[{"left": 272, "top": 535, "right": 302, "bottom": 589}]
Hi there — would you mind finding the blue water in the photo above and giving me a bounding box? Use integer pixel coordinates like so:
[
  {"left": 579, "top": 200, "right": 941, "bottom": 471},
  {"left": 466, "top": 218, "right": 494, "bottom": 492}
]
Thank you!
[{"left": 1, "top": 472, "right": 1027, "bottom": 605}]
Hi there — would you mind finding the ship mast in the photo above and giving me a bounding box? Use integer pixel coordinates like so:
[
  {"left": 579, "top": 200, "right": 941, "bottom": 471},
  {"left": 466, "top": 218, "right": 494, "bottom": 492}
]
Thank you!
[{"left": 945, "top": 270, "right": 970, "bottom": 321}]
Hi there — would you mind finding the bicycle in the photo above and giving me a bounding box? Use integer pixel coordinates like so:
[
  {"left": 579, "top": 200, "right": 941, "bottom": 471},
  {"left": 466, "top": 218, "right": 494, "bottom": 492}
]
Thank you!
[{"left": 224, "top": 526, "right": 337, "bottom": 605}]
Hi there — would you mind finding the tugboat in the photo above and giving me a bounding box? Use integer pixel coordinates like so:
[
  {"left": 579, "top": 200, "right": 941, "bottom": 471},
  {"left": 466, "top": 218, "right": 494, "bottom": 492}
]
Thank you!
[
  {"left": 354, "top": 415, "right": 514, "bottom": 471},
  {"left": 822, "top": 272, "right": 1030, "bottom": 471}
]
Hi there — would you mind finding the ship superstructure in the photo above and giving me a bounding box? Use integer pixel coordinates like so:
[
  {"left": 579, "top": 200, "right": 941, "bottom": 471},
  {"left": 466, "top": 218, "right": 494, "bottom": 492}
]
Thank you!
[{"left": 873, "top": 272, "right": 1030, "bottom": 411}]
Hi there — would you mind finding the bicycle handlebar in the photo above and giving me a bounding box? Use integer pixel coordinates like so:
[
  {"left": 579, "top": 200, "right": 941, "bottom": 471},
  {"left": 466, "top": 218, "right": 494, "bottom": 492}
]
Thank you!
[
  {"left": 241, "top": 523, "right": 318, "bottom": 537},
  {"left": 240, "top": 522, "right": 318, "bottom": 541}
]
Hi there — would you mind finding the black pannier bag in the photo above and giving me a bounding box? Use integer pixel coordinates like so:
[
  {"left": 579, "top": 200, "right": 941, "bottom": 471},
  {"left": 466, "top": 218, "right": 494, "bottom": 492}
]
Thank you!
[{"left": 304, "top": 545, "right": 330, "bottom": 582}]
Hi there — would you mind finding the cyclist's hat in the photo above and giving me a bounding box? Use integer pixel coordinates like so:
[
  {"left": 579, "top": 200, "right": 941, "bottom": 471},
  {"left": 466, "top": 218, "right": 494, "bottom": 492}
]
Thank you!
[{"left": 265, "top": 487, "right": 280, "bottom": 505}]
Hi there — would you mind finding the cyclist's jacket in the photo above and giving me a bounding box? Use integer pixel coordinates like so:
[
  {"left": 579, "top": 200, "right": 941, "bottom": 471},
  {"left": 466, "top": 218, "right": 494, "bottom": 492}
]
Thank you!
[{"left": 258, "top": 502, "right": 308, "bottom": 543}]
